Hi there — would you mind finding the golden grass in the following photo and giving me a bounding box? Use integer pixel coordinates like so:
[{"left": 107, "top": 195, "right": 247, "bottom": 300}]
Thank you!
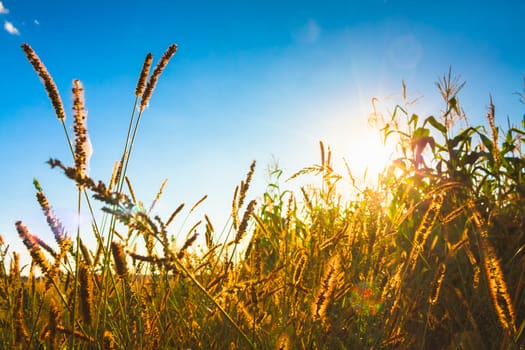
[
  {"left": 139, "top": 44, "right": 178, "bottom": 111},
  {"left": 14, "top": 288, "right": 29, "bottom": 345},
  {"left": 78, "top": 264, "right": 94, "bottom": 326},
  {"left": 407, "top": 194, "right": 444, "bottom": 272},
  {"left": 312, "top": 255, "right": 341, "bottom": 322},
  {"left": 469, "top": 203, "right": 517, "bottom": 336},
  {"left": 21, "top": 43, "right": 66, "bottom": 121},
  {"left": 102, "top": 330, "right": 115, "bottom": 350},
  {"left": 111, "top": 241, "right": 129, "bottom": 279},
  {"left": 482, "top": 240, "right": 517, "bottom": 335},
  {"left": 72, "top": 79, "right": 90, "bottom": 180},
  {"left": 3, "top": 45, "right": 524, "bottom": 349},
  {"left": 429, "top": 262, "right": 446, "bottom": 305},
  {"left": 135, "top": 53, "right": 153, "bottom": 97},
  {"left": 16, "top": 221, "right": 51, "bottom": 275},
  {"left": 44, "top": 298, "right": 61, "bottom": 349},
  {"left": 34, "top": 179, "right": 67, "bottom": 246}
]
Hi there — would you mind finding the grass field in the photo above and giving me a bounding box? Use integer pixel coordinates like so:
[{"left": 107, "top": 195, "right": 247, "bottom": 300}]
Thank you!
[{"left": 1, "top": 43, "right": 524, "bottom": 349}]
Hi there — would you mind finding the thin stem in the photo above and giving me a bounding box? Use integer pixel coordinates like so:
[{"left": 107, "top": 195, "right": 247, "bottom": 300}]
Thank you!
[
  {"left": 100, "top": 95, "right": 139, "bottom": 332},
  {"left": 119, "top": 108, "right": 144, "bottom": 193},
  {"left": 172, "top": 255, "right": 256, "bottom": 349},
  {"left": 60, "top": 119, "right": 75, "bottom": 156},
  {"left": 69, "top": 188, "right": 82, "bottom": 350}
]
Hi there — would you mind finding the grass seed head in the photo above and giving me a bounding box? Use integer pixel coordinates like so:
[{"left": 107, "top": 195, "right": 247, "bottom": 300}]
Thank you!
[
  {"left": 16, "top": 221, "right": 51, "bottom": 274},
  {"left": 482, "top": 240, "right": 516, "bottom": 335},
  {"left": 407, "top": 194, "right": 444, "bottom": 272},
  {"left": 234, "top": 199, "right": 257, "bottom": 244},
  {"left": 312, "top": 255, "right": 341, "bottom": 321},
  {"left": 15, "top": 288, "right": 29, "bottom": 345},
  {"left": 111, "top": 241, "right": 129, "bottom": 279},
  {"left": 9, "top": 252, "right": 21, "bottom": 289},
  {"left": 46, "top": 299, "right": 61, "bottom": 347},
  {"left": 79, "top": 263, "right": 94, "bottom": 326},
  {"left": 177, "top": 231, "right": 199, "bottom": 259},
  {"left": 34, "top": 179, "right": 67, "bottom": 245},
  {"left": 487, "top": 97, "right": 500, "bottom": 162},
  {"left": 429, "top": 263, "right": 446, "bottom": 305},
  {"left": 276, "top": 332, "right": 291, "bottom": 350},
  {"left": 79, "top": 239, "right": 93, "bottom": 266},
  {"left": 135, "top": 52, "right": 153, "bottom": 97},
  {"left": 292, "top": 252, "right": 308, "bottom": 286},
  {"left": 103, "top": 330, "right": 115, "bottom": 350},
  {"left": 140, "top": 44, "right": 178, "bottom": 111},
  {"left": 21, "top": 43, "right": 66, "bottom": 120},
  {"left": 238, "top": 160, "right": 256, "bottom": 209},
  {"left": 72, "top": 79, "right": 92, "bottom": 180}
]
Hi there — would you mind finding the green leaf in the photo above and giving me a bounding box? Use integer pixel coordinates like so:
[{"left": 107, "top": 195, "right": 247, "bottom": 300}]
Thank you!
[
  {"left": 479, "top": 133, "right": 494, "bottom": 151},
  {"left": 449, "top": 96, "right": 460, "bottom": 115},
  {"left": 449, "top": 127, "right": 475, "bottom": 149},
  {"left": 409, "top": 113, "right": 419, "bottom": 127},
  {"left": 391, "top": 105, "right": 408, "bottom": 120},
  {"left": 424, "top": 116, "right": 447, "bottom": 135},
  {"left": 510, "top": 127, "right": 525, "bottom": 136},
  {"left": 413, "top": 127, "right": 430, "bottom": 139}
]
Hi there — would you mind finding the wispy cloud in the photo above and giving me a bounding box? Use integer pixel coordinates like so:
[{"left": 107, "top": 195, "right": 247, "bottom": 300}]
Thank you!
[
  {"left": 4, "top": 20, "right": 19, "bottom": 35},
  {"left": 293, "top": 19, "right": 321, "bottom": 44},
  {"left": 0, "top": 2, "right": 9, "bottom": 14}
]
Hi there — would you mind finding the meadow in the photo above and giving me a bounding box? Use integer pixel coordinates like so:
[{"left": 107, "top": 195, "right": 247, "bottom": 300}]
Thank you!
[{"left": 1, "top": 43, "right": 524, "bottom": 349}]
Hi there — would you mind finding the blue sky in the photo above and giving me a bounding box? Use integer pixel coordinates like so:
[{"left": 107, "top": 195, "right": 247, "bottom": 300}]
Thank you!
[{"left": 1, "top": 0, "right": 524, "bottom": 264}]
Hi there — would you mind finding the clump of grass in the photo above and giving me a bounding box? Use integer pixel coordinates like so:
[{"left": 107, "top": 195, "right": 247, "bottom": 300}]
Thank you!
[{"left": 2, "top": 45, "right": 524, "bottom": 349}]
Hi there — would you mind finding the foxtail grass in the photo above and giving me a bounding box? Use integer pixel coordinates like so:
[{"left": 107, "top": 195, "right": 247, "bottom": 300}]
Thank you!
[
  {"left": 135, "top": 53, "right": 153, "bottom": 98},
  {"left": 16, "top": 221, "right": 52, "bottom": 276},
  {"left": 14, "top": 288, "right": 29, "bottom": 346},
  {"left": 72, "top": 79, "right": 90, "bottom": 181},
  {"left": 140, "top": 44, "right": 178, "bottom": 112},
  {"left": 312, "top": 255, "right": 341, "bottom": 322},
  {"left": 429, "top": 262, "right": 446, "bottom": 305},
  {"left": 21, "top": 43, "right": 66, "bottom": 121},
  {"left": 469, "top": 203, "right": 517, "bottom": 336},
  {"left": 406, "top": 194, "right": 444, "bottom": 272},
  {"left": 78, "top": 263, "right": 94, "bottom": 326},
  {"left": 111, "top": 241, "right": 129, "bottom": 279}
]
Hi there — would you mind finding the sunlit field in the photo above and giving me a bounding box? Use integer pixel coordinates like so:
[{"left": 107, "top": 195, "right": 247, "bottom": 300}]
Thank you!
[{"left": 1, "top": 43, "right": 525, "bottom": 349}]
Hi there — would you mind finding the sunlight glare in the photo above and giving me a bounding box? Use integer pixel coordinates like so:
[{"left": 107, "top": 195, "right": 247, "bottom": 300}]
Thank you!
[{"left": 343, "top": 127, "right": 394, "bottom": 184}]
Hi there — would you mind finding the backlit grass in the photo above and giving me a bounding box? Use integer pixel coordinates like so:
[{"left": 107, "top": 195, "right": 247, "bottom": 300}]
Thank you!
[{"left": 1, "top": 44, "right": 524, "bottom": 349}]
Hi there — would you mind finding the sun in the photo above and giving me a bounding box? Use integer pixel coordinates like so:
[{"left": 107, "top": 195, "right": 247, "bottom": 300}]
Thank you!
[
  {"left": 325, "top": 119, "right": 395, "bottom": 188},
  {"left": 344, "top": 127, "right": 395, "bottom": 182}
]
